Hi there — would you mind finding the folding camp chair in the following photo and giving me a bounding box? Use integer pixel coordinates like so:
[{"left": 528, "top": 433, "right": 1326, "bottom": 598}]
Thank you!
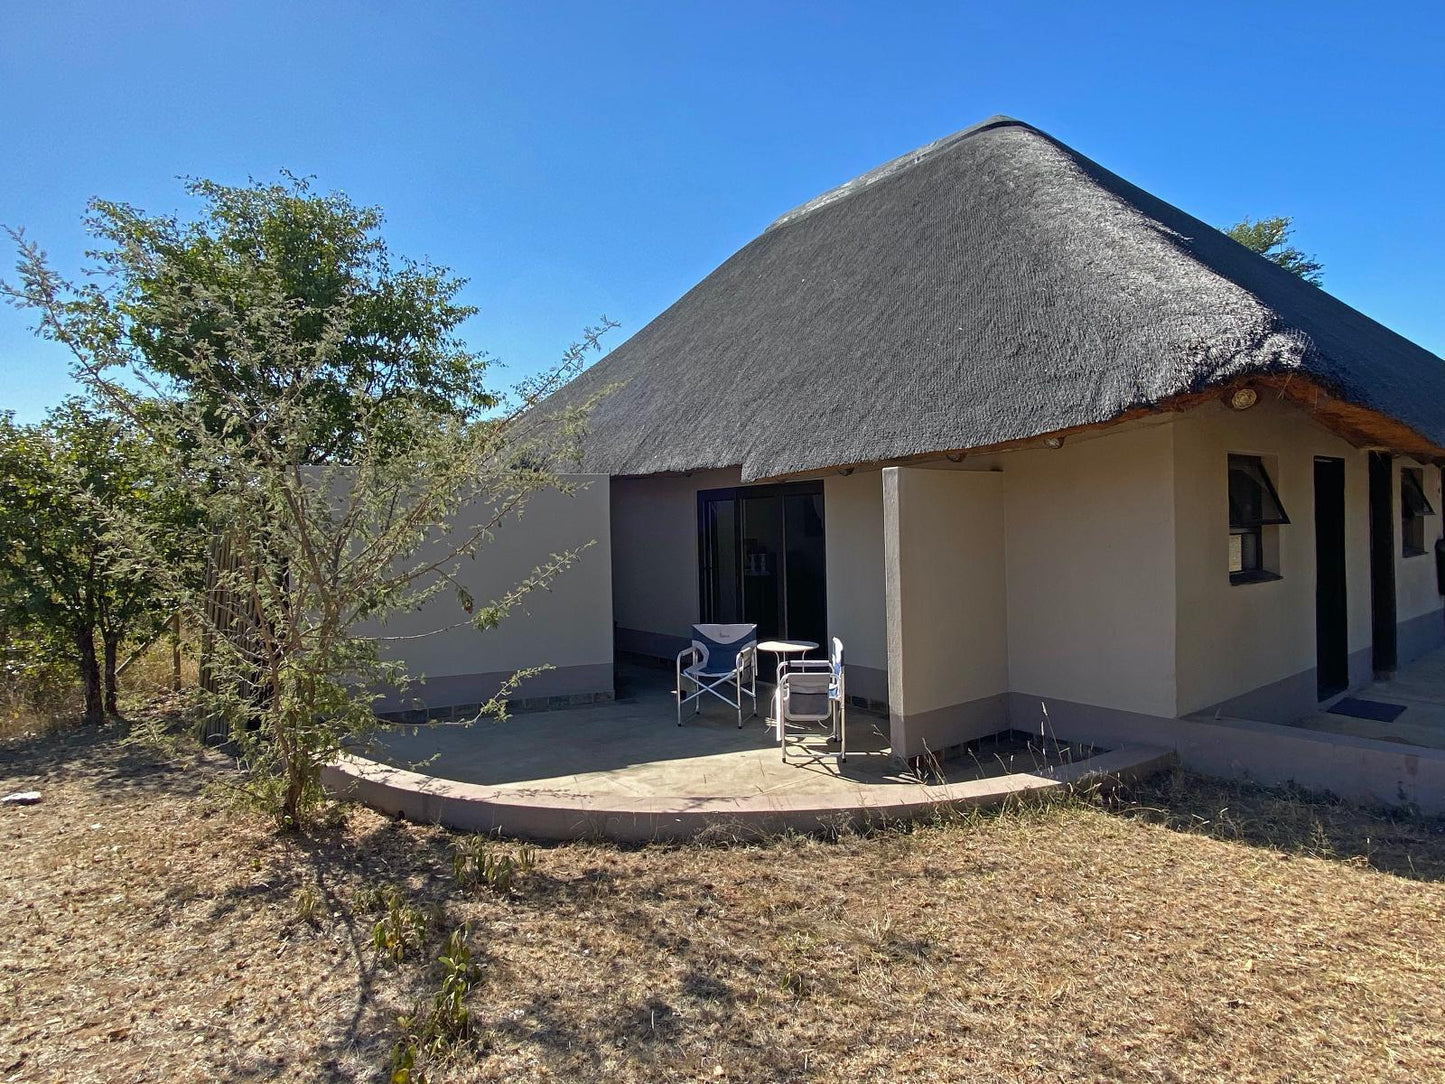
[
  {"left": 777, "top": 637, "right": 846, "bottom": 762},
  {"left": 677, "top": 623, "right": 758, "bottom": 727}
]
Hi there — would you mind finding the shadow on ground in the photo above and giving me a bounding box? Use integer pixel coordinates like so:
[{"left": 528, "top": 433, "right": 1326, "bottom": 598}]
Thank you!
[
  {"left": 1102, "top": 767, "right": 1445, "bottom": 883},
  {"left": 0, "top": 720, "right": 200, "bottom": 799}
]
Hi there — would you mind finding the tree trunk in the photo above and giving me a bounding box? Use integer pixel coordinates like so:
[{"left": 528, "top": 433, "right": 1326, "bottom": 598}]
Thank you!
[
  {"left": 171, "top": 612, "right": 182, "bottom": 693},
  {"left": 102, "top": 631, "right": 121, "bottom": 716},
  {"left": 76, "top": 627, "right": 103, "bottom": 726}
]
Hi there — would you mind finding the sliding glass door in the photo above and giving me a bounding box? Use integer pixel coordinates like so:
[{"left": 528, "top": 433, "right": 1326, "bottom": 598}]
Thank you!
[{"left": 698, "top": 482, "right": 826, "bottom": 645}]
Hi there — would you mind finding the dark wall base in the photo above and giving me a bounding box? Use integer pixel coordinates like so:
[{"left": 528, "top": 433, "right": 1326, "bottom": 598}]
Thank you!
[
  {"left": 843, "top": 663, "right": 889, "bottom": 710},
  {"left": 615, "top": 626, "right": 689, "bottom": 661},
  {"left": 1348, "top": 647, "right": 1373, "bottom": 693},
  {"left": 1197, "top": 666, "right": 1320, "bottom": 726},
  {"left": 890, "top": 693, "right": 1008, "bottom": 759},
  {"left": 373, "top": 662, "right": 615, "bottom": 718},
  {"left": 1397, "top": 608, "right": 1445, "bottom": 670},
  {"left": 1198, "top": 613, "right": 1444, "bottom": 726},
  {"left": 1005, "top": 690, "right": 1445, "bottom": 814}
]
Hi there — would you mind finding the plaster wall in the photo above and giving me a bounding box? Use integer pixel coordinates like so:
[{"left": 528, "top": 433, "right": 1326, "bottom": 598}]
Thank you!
[
  {"left": 823, "top": 471, "right": 889, "bottom": 703},
  {"left": 1396, "top": 460, "right": 1445, "bottom": 624},
  {"left": 609, "top": 468, "right": 739, "bottom": 657},
  {"left": 883, "top": 467, "right": 1009, "bottom": 755},
  {"left": 1001, "top": 422, "right": 1179, "bottom": 718},
  {"left": 1172, "top": 400, "right": 1371, "bottom": 719},
  {"left": 373, "top": 477, "right": 614, "bottom": 709}
]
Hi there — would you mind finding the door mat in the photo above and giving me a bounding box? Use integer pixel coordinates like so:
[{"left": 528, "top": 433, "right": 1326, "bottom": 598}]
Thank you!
[{"left": 1328, "top": 697, "right": 1408, "bottom": 723}]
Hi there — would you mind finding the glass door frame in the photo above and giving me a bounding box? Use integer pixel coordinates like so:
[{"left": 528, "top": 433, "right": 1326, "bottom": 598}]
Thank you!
[{"left": 696, "top": 480, "right": 825, "bottom": 641}]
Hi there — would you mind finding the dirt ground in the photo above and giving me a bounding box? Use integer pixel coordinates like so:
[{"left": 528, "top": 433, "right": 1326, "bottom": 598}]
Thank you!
[{"left": 3, "top": 723, "right": 1444, "bottom": 1083}]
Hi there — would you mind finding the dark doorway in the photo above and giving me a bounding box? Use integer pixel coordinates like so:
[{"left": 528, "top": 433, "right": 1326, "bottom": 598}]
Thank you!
[
  {"left": 698, "top": 482, "right": 827, "bottom": 645},
  {"left": 1314, "top": 457, "right": 1348, "bottom": 699}
]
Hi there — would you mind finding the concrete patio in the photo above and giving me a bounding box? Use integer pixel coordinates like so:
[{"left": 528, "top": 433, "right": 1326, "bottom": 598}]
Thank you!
[
  {"left": 325, "top": 664, "right": 1173, "bottom": 840},
  {"left": 1292, "top": 647, "right": 1445, "bottom": 750},
  {"left": 359, "top": 665, "right": 1098, "bottom": 798}
]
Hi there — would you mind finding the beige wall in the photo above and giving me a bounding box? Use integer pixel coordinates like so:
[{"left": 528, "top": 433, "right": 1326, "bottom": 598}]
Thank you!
[
  {"left": 612, "top": 469, "right": 891, "bottom": 689},
  {"left": 1171, "top": 399, "right": 1371, "bottom": 716},
  {"left": 823, "top": 471, "right": 888, "bottom": 682},
  {"left": 884, "top": 467, "right": 1009, "bottom": 754},
  {"left": 606, "top": 400, "right": 1442, "bottom": 734},
  {"left": 610, "top": 468, "right": 739, "bottom": 653},
  {"left": 1002, "top": 422, "right": 1179, "bottom": 718},
  {"left": 374, "top": 477, "right": 613, "bottom": 706},
  {"left": 1396, "top": 459, "right": 1444, "bottom": 624}
]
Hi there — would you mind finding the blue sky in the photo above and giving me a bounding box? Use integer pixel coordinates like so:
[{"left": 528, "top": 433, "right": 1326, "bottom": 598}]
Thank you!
[{"left": 2, "top": 1, "right": 1442, "bottom": 422}]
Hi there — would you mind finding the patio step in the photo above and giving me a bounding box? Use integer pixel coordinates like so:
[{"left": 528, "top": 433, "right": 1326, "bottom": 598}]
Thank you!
[{"left": 322, "top": 743, "right": 1175, "bottom": 843}]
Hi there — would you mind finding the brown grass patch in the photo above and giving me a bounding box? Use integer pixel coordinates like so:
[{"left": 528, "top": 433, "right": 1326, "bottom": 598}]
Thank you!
[{"left": 2, "top": 725, "right": 1443, "bottom": 1082}]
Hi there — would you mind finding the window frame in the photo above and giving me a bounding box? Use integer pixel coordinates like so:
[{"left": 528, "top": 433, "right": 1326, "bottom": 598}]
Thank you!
[
  {"left": 1400, "top": 466, "right": 1435, "bottom": 558},
  {"left": 1228, "top": 454, "right": 1289, "bottom": 586}
]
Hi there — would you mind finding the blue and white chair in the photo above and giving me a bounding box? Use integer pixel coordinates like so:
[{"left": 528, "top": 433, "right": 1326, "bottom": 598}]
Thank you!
[
  {"left": 676, "top": 623, "right": 758, "bottom": 727},
  {"left": 777, "top": 637, "right": 846, "bottom": 762}
]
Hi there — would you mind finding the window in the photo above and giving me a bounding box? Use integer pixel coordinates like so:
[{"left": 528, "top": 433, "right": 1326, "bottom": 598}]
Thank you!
[
  {"left": 1401, "top": 466, "right": 1435, "bottom": 557},
  {"left": 1228, "top": 454, "right": 1289, "bottom": 584}
]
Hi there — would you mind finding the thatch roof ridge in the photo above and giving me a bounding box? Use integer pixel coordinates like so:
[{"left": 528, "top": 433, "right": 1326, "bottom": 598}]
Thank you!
[
  {"left": 547, "top": 117, "right": 1445, "bottom": 480},
  {"left": 764, "top": 115, "right": 1023, "bottom": 233}
]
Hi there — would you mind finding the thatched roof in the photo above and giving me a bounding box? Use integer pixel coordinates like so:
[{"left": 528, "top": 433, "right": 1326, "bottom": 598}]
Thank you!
[{"left": 549, "top": 116, "right": 1445, "bottom": 481}]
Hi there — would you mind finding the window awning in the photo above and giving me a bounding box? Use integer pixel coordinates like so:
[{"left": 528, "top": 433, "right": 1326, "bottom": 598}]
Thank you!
[
  {"left": 1402, "top": 470, "right": 1436, "bottom": 517},
  {"left": 1228, "top": 456, "right": 1290, "bottom": 529}
]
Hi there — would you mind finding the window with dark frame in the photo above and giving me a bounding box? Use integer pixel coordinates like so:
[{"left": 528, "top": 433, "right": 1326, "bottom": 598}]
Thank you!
[
  {"left": 1400, "top": 466, "right": 1435, "bottom": 557},
  {"left": 1228, "top": 454, "right": 1289, "bottom": 584}
]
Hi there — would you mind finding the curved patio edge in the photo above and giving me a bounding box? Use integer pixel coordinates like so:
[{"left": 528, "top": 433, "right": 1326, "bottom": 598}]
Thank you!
[{"left": 321, "top": 745, "right": 1176, "bottom": 843}]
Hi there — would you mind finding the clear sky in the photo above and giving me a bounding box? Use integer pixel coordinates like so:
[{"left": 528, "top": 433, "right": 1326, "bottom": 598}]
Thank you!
[{"left": 2, "top": 1, "right": 1442, "bottom": 422}]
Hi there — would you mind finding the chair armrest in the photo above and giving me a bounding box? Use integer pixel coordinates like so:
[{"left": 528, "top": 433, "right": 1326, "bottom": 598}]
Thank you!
[{"left": 737, "top": 643, "right": 757, "bottom": 675}]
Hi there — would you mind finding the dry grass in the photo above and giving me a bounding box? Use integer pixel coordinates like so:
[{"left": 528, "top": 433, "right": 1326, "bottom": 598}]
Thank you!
[
  {"left": 0, "top": 632, "right": 196, "bottom": 742},
  {"left": 2, "top": 723, "right": 1444, "bottom": 1083}
]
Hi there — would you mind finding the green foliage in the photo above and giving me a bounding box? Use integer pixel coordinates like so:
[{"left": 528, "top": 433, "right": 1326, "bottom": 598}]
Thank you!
[
  {"left": 0, "top": 622, "right": 82, "bottom": 736},
  {"left": 369, "top": 883, "right": 433, "bottom": 964},
  {"left": 0, "top": 400, "right": 200, "bottom": 724},
  {"left": 1224, "top": 215, "right": 1325, "bottom": 285},
  {"left": 6, "top": 175, "right": 614, "bottom": 830},
  {"left": 87, "top": 173, "right": 494, "bottom": 462},
  {"left": 390, "top": 925, "right": 485, "bottom": 1083},
  {"left": 452, "top": 836, "right": 537, "bottom": 894}
]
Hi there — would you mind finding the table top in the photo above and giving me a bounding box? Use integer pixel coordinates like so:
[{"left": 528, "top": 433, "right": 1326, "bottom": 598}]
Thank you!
[{"left": 756, "top": 639, "right": 818, "bottom": 653}]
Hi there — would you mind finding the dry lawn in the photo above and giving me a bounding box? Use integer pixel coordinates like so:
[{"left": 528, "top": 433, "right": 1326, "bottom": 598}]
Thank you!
[{"left": 2, "top": 723, "right": 1444, "bottom": 1083}]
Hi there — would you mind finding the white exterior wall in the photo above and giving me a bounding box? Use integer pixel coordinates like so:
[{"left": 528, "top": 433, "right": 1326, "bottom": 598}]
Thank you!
[
  {"left": 1002, "top": 423, "right": 1179, "bottom": 718},
  {"left": 823, "top": 471, "right": 888, "bottom": 702},
  {"left": 1172, "top": 399, "right": 1372, "bottom": 718},
  {"left": 1396, "top": 459, "right": 1445, "bottom": 625},
  {"left": 373, "top": 477, "right": 614, "bottom": 710},
  {"left": 883, "top": 467, "right": 1009, "bottom": 756},
  {"left": 609, "top": 469, "right": 741, "bottom": 656},
  {"left": 610, "top": 468, "right": 892, "bottom": 700},
  {"left": 595, "top": 398, "right": 1442, "bottom": 747}
]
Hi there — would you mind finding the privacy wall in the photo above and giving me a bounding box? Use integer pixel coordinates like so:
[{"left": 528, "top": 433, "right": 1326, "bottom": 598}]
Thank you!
[{"left": 372, "top": 477, "right": 614, "bottom": 713}]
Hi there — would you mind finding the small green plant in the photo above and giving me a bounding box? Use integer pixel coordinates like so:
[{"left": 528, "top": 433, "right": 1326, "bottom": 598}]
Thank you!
[
  {"left": 369, "top": 884, "right": 430, "bottom": 964},
  {"left": 777, "top": 930, "right": 817, "bottom": 999},
  {"left": 295, "top": 883, "right": 322, "bottom": 926},
  {"left": 452, "top": 836, "right": 536, "bottom": 894},
  {"left": 390, "top": 925, "right": 485, "bottom": 1083}
]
